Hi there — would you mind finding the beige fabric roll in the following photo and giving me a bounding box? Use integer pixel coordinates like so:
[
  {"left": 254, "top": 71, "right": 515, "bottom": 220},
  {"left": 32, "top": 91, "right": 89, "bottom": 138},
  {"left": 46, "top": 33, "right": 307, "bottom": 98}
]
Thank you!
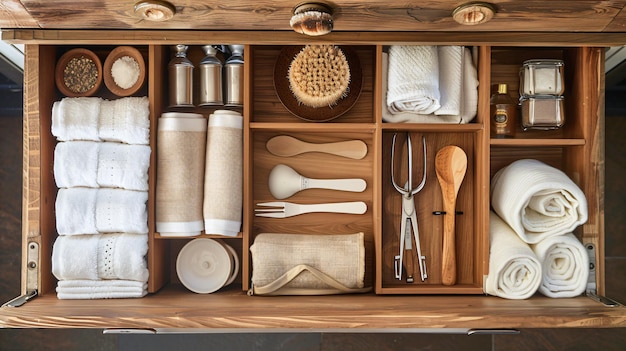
[
  {"left": 203, "top": 110, "right": 243, "bottom": 236},
  {"left": 156, "top": 114, "right": 207, "bottom": 236}
]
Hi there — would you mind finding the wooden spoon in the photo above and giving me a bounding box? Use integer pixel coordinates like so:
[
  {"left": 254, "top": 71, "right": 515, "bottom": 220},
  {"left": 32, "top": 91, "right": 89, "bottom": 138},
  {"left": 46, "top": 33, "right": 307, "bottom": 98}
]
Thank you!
[
  {"left": 435, "top": 146, "right": 467, "bottom": 286},
  {"left": 266, "top": 135, "right": 368, "bottom": 159}
]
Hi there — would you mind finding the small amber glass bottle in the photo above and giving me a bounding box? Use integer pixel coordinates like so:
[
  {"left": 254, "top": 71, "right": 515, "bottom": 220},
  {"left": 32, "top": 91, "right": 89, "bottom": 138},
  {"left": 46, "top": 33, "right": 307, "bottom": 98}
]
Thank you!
[{"left": 490, "top": 83, "right": 518, "bottom": 138}]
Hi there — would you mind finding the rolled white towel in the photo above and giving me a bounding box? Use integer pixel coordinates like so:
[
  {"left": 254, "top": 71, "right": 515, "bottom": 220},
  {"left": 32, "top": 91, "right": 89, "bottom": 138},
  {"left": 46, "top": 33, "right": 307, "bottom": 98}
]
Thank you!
[
  {"left": 532, "top": 233, "right": 589, "bottom": 298},
  {"left": 54, "top": 141, "right": 150, "bottom": 191},
  {"left": 56, "top": 280, "right": 147, "bottom": 299},
  {"left": 203, "top": 110, "right": 243, "bottom": 237},
  {"left": 386, "top": 45, "right": 441, "bottom": 115},
  {"left": 490, "top": 159, "right": 588, "bottom": 244},
  {"left": 98, "top": 96, "right": 150, "bottom": 145},
  {"left": 56, "top": 187, "right": 148, "bottom": 235},
  {"left": 51, "top": 97, "right": 102, "bottom": 142},
  {"left": 52, "top": 233, "right": 149, "bottom": 282},
  {"left": 484, "top": 211, "right": 542, "bottom": 299}
]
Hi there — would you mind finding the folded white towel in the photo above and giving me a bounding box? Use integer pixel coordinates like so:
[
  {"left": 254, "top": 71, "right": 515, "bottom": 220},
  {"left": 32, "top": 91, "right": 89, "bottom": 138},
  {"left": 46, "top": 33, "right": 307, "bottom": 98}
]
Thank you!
[
  {"left": 52, "top": 233, "right": 149, "bottom": 282},
  {"left": 435, "top": 46, "right": 463, "bottom": 116},
  {"left": 98, "top": 96, "right": 150, "bottom": 145},
  {"left": 203, "top": 110, "right": 243, "bottom": 237},
  {"left": 484, "top": 212, "right": 542, "bottom": 299},
  {"left": 56, "top": 187, "right": 148, "bottom": 235},
  {"left": 54, "top": 141, "right": 151, "bottom": 191},
  {"left": 532, "top": 233, "right": 589, "bottom": 298},
  {"left": 382, "top": 48, "right": 478, "bottom": 124},
  {"left": 490, "top": 159, "right": 588, "bottom": 244},
  {"left": 386, "top": 45, "right": 441, "bottom": 114},
  {"left": 51, "top": 97, "right": 102, "bottom": 142},
  {"left": 56, "top": 280, "right": 147, "bottom": 299}
]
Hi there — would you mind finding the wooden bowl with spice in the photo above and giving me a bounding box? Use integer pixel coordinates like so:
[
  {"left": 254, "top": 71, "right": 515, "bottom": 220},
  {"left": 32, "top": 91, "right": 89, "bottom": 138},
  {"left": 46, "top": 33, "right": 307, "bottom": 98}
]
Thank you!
[
  {"left": 103, "top": 46, "right": 146, "bottom": 97},
  {"left": 55, "top": 48, "right": 103, "bottom": 97}
]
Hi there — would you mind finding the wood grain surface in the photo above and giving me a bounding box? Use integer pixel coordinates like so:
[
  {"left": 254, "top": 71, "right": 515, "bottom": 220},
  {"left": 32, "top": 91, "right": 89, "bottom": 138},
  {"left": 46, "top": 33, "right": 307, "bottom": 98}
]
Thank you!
[{"left": 1, "top": 1, "right": 626, "bottom": 33}]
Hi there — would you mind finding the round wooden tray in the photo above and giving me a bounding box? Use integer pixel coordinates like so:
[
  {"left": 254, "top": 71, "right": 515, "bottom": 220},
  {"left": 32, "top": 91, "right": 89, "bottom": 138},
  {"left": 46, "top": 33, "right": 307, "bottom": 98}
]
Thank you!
[
  {"left": 103, "top": 46, "right": 146, "bottom": 97},
  {"left": 55, "top": 48, "right": 103, "bottom": 97},
  {"left": 273, "top": 45, "right": 362, "bottom": 122}
]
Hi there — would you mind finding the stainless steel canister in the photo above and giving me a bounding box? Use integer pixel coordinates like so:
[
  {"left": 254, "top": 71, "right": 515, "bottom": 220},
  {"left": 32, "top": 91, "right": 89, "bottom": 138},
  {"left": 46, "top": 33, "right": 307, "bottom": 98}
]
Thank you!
[
  {"left": 199, "top": 45, "right": 223, "bottom": 106},
  {"left": 168, "top": 44, "right": 194, "bottom": 107},
  {"left": 224, "top": 45, "right": 244, "bottom": 106}
]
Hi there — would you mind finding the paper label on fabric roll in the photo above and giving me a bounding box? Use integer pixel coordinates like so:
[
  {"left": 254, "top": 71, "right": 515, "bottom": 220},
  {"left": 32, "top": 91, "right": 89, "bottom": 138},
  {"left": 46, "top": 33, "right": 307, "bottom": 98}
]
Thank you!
[
  {"left": 208, "top": 111, "right": 243, "bottom": 129},
  {"left": 158, "top": 117, "right": 207, "bottom": 132}
]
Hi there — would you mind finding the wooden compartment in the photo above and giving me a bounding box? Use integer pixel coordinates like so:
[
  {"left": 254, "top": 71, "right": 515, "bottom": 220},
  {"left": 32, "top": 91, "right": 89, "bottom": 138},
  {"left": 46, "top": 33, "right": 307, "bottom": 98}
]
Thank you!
[{"left": 1, "top": 37, "right": 624, "bottom": 330}]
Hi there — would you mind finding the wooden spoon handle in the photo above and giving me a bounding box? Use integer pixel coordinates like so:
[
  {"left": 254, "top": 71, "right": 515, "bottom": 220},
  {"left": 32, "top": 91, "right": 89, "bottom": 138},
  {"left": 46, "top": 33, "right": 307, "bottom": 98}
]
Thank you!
[
  {"left": 441, "top": 198, "right": 457, "bottom": 286},
  {"left": 311, "top": 140, "right": 368, "bottom": 159}
]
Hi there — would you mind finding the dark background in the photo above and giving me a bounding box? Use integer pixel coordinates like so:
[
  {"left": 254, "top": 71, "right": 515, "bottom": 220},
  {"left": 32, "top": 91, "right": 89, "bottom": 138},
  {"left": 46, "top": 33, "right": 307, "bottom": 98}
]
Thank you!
[{"left": 0, "top": 47, "right": 625, "bottom": 350}]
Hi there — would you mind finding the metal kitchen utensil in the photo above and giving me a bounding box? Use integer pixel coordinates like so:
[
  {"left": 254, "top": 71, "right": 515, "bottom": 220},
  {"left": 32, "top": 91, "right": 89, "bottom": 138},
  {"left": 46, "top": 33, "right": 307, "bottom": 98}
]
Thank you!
[
  {"left": 268, "top": 164, "right": 367, "bottom": 199},
  {"left": 255, "top": 201, "right": 367, "bottom": 218},
  {"left": 391, "top": 133, "right": 427, "bottom": 283},
  {"left": 266, "top": 135, "right": 368, "bottom": 159}
]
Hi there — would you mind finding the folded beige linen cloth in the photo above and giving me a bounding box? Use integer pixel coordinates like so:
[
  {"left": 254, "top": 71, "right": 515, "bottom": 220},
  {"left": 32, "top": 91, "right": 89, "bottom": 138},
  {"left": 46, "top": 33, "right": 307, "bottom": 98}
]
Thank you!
[
  {"left": 156, "top": 113, "right": 207, "bottom": 236},
  {"left": 484, "top": 211, "right": 542, "bottom": 299},
  {"left": 203, "top": 110, "right": 243, "bottom": 237},
  {"left": 490, "top": 159, "right": 588, "bottom": 244}
]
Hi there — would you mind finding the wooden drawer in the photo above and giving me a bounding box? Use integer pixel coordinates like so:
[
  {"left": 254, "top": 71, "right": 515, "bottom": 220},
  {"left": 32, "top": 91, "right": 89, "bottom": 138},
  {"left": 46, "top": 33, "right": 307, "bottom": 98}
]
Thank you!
[{"left": 1, "top": 32, "right": 625, "bottom": 331}]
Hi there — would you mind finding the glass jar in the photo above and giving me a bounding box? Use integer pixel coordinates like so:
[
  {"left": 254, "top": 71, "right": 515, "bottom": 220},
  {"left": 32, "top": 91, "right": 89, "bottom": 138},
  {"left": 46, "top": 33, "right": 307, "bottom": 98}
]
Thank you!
[
  {"left": 168, "top": 44, "right": 194, "bottom": 107},
  {"left": 224, "top": 45, "right": 244, "bottom": 106},
  {"left": 199, "top": 45, "right": 224, "bottom": 106},
  {"left": 490, "top": 83, "right": 518, "bottom": 138}
]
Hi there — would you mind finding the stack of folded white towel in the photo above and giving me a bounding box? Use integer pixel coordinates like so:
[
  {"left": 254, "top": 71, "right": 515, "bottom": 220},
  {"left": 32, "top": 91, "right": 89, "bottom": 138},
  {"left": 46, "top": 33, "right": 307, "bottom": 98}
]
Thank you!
[
  {"left": 485, "top": 159, "right": 589, "bottom": 299},
  {"left": 383, "top": 45, "right": 479, "bottom": 124},
  {"left": 51, "top": 96, "right": 151, "bottom": 299}
]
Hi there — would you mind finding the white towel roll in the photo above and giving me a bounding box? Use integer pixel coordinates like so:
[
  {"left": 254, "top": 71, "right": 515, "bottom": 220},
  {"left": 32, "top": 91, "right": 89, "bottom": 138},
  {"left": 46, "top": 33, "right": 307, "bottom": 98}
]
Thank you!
[
  {"left": 484, "top": 212, "right": 542, "bottom": 299},
  {"left": 490, "top": 159, "right": 588, "bottom": 244},
  {"left": 386, "top": 45, "right": 441, "bottom": 114},
  {"left": 54, "top": 141, "right": 150, "bottom": 191},
  {"left": 51, "top": 97, "right": 102, "bottom": 142},
  {"left": 203, "top": 110, "right": 243, "bottom": 237},
  {"left": 52, "top": 233, "right": 149, "bottom": 282},
  {"left": 156, "top": 114, "right": 207, "bottom": 236},
  {"left": 56, "top": 280, "right": 147, "bottom": 299},
  {"left": 56, "top": 187, "right": 148, "bottom": 235},
  {"left": 532, "top": 233, "right": 589, "bottom": 298}
]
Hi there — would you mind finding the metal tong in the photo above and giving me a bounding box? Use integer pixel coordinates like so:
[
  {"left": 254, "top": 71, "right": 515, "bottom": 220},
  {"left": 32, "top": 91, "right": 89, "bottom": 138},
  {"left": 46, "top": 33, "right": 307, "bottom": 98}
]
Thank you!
[{"left": 391, "top": 133, "right": 427, "bottom": 283}]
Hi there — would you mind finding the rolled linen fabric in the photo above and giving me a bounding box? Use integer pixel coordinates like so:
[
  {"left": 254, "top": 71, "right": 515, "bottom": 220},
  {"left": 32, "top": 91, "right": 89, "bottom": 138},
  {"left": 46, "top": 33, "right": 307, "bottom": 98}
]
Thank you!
[
  {"left": 532, "top": 233, "right": 589, "bottom": 298},
  {"left": 156, "top": 113, "right": 207, "bottom": 236},
  {"left": 54, "top": 141, "right": 151, "bottom": 191},
  {"left": 98, "top": 96, "right": 150, "bottom": 145},
  {"left": 386, "top": 45, "right": 441, "bottom": 115},
  {"left": 56, "top": 280, "right": 147, "bottom": 299},
  {"left": 484, "top": 211, "right": 542, "bottom": 299},
  {"left": 203, "top": 110, "right": 243, "bottom": 237},
  {"left": 52, "top": 233, "right": 149, "bottom": 282},
  {"left": 490, "top": 159, "right": 588, "bottom": 244},
  {"left": 56, "top": 187, "right": 148, "bottom": 235},
  {"left": 51, "top": 97, "right": 102, "bottom": 142}
]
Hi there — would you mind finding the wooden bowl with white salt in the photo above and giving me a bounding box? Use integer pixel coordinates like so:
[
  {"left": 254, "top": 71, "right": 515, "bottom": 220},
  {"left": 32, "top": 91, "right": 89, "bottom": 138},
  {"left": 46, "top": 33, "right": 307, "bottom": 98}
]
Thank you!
[{"left": 103, "top": 46, "right": 146, "bottom": 97}]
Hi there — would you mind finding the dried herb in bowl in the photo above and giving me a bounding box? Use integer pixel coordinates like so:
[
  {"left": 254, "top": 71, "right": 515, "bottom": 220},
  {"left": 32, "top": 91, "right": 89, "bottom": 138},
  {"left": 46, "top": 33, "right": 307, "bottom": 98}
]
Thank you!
[{"left": 63, "top": 56, "right": 99, "bottom": 93}]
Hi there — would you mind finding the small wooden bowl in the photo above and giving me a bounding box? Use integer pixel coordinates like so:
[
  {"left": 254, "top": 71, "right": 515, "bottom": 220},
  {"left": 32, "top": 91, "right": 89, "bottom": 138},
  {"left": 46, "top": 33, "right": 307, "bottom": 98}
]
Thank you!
[
  {"left": 103, "top": 46, "right": 146, "bottom": 97},
  {"left": 55, "top": 48, "right": 103, "bottom": 97}
]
